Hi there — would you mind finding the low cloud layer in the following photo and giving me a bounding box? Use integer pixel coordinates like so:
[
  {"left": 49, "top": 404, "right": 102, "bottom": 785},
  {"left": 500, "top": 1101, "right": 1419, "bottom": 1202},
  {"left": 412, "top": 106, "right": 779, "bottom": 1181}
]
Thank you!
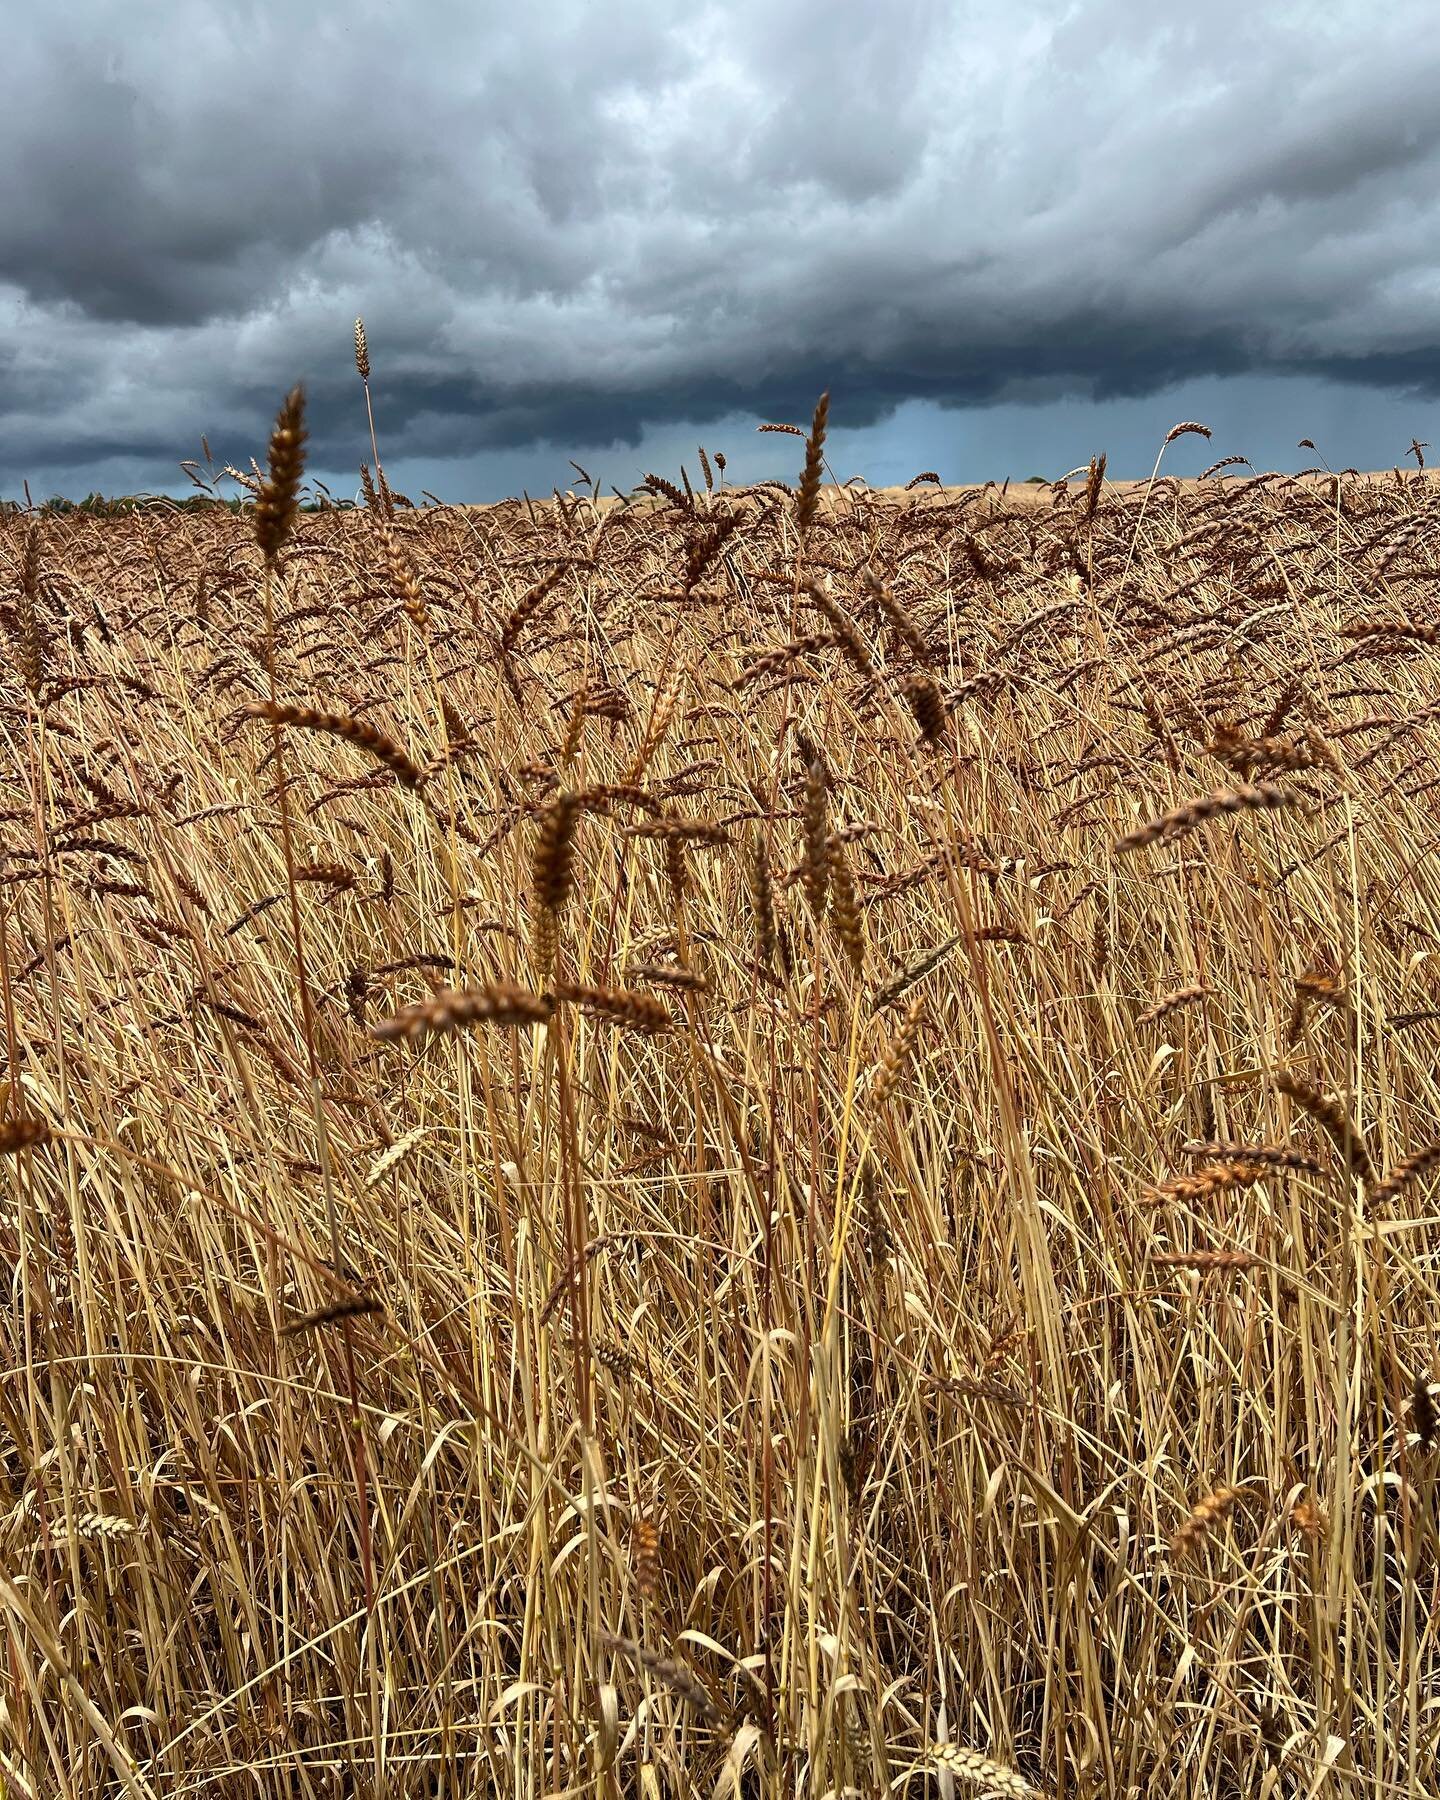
[{"left": 4, "top": 0, "right": 1439, "bottom": 495}]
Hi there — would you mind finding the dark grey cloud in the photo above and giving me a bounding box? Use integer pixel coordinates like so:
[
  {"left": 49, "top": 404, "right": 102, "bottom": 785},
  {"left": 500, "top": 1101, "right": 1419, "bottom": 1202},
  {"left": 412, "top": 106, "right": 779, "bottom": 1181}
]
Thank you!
[{"left": 3, "top": 0, "right": 1440, "bottom": 494}]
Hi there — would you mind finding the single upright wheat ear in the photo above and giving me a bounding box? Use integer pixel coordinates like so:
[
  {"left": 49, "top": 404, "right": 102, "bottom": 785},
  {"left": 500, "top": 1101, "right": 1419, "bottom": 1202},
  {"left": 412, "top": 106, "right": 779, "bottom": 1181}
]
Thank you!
[
  {"left": 380, "top": 522, "right": 427, "bottom": 629},
  {"left": 795, "top": 390, "right": 830, "bottom": 542},
  {"left": 1082, "top": 451, "right": 1106, "bottom": 522},
  {"left": 533, "top": 792, "right": 581, "bottom": 915},
  {"left": 253, "top": 385, "right": 307, "bottom": 562},
  {"left": 800, "top": 746, "right": 831, "bottom": 920},
  {"left": 829, "top": 837, "right": 864, "bottom": 972},
  {"left": 531, "top": 790, "right": 582, "bottom": 977},
  {"left": 354, "top": 318, "right": 370, "bottom": 381},
  {"left": 749, "top": 834, "right": 778, "bottom": 969}
]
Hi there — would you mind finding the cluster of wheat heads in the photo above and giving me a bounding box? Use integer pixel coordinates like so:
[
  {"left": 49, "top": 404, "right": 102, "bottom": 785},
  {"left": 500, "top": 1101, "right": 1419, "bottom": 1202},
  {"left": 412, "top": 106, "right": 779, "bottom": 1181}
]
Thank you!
[{"left": 5, "top": 358, "right": 1440, "bottom": 1796}]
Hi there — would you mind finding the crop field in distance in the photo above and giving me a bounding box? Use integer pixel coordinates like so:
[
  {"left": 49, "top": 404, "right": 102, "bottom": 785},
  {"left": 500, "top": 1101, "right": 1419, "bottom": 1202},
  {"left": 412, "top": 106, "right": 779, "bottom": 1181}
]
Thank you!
[{"left": 4, "top": 355, "right": 1440, "bottom": 1798}]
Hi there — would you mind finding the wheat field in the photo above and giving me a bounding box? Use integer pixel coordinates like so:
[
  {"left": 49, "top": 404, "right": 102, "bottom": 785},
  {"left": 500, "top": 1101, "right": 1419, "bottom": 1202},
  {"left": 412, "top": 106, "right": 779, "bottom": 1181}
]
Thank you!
[{"left": 2, "top": 359, "right": 1440, "bottom": 1798}]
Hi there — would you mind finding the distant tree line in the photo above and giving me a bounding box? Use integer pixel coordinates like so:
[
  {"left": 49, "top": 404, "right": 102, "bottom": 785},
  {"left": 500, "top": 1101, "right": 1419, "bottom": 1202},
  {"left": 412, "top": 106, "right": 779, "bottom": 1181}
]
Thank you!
[{"left": 0, "top": 493, "right": 362, "bottom": 518}]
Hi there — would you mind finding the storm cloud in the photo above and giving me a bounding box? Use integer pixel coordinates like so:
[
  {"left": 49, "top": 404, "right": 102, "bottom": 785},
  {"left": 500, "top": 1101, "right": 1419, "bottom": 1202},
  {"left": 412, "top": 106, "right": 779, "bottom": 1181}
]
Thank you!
[{"left": 4, "top": 0, "right": 1440, "bottom": 496}]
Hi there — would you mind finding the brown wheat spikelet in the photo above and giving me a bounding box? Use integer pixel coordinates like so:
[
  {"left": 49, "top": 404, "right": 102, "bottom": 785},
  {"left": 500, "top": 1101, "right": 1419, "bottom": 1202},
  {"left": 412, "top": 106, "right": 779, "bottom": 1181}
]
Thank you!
[
  {"left": 371, "top": 984, "right": 555, "bottom": 1043},
  {"left": 354, "top": 317, "right": 370, "bottom": 381},
  {"left": 533, "top": 791, "right": 582, "bottom": 916},
  {"left": 901, "top": 672, "right": 948, "bottom": 744},
  {"left": 1137, "top": 984, "right": 1210, "bottom": 1027},
  {"left": 1164, "top": 420, "right": 1213, "bottom": 445},
  {"left": 829, "top": 836, "right": 865, "bottom": 972},
  {"left": 662, "top": 832, "right": 688, "bottom": 901},
  {"left": 15, "top": 523, "right": 46, "bottom": 696},
  {"left": 1273, "top": 1071, "right": 1374, "bottom": 1186},
  {"left": 500, "top": 565, "right": 566, "bottom": 657},
  {"left": 1171, "top": 1485, "right": 1240, "bottom": 1557},
  {"left": 731, "top": 633, "right": 844, "bottom": 688},
  {"left": 871, "top": 995, "right": 924, "bottom": 1109},
  {"left": 240, "top": 702, "right": 426, "bottom": 790},
  {"left": 1409, "top": 1374, "right": 1440, "bottom": 1450},
  {"left": 1151, "top": 1249, "right": 1263, "bottom": 1273},
  {"left": 600, "top": 1633, "right": 728, "bottom": 1725},
  {"left": 795, "top": 390, "right": 830, "bottom": 542},
  {"left": 632, "top": 1516, "right": 660, "bottom": 1600},
  {"left": 1370, "top": 1139, "right": 1440, "bottom": 1207},
  {"left": 750, "top": 835, "right": 778, "bottom": 970},
  {"left": 380, "top": 523, "right": 427, "bottom": 630},
  {"left": 1115, "top": 782, "right": 1299, "bottom": 853},
  {"left": 624, "top": 657, "right": 687, "bottom": 785},
  {"left": 531, "top": 908, "right": 558, "bottom": 984},
  {"left": 800, "top": 746, "right": 831, "bottom": 920},
  {"left": 1141, "top": 1161, "right": 1269, "bottom": 1206},
  {"left": 1340, "top": 618, "right": 1440, "bottom": 645},
  {"left": 253, "top": 385, "right": 308, "bottom": 562},
  {"left": 871, "top": 935, "right": 962, "bottom": 1011},
  {"left": 553, "top": 982, "right": 672, "bottom": 1034},
  {"left": 1181, "top": 1140, "right": 1323, "bottom": 1175},
  {"left": 280, "top": 1294, "right": 385, "bottom": 1337},
  {"left": 627, "top": 961, "right": 707, "bottom": 993},
  {"left": 1083, "top": 451, "right": 1106, "bottom": 522},
  {"left": 862, "top": 565, "right": 930, "bottom": 663},
  {"left": 0, "top": 1116, "right": 52, "bottom": 1154},
  {"left": 560, "top": 685, "right": 587, "bottom": 764}
]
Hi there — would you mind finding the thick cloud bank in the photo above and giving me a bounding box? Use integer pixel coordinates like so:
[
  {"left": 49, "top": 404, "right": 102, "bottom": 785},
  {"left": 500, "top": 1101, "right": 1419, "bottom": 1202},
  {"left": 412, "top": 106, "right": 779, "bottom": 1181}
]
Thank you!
[{"left": 3, "top": 0, "right": 1438, "bottom": 493}]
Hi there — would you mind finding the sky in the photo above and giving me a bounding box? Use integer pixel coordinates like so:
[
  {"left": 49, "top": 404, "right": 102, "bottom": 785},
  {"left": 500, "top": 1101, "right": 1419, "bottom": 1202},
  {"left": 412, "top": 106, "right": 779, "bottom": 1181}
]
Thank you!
[{"left": 4, "top": 0, "right": 1440, "bottom": 504}]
